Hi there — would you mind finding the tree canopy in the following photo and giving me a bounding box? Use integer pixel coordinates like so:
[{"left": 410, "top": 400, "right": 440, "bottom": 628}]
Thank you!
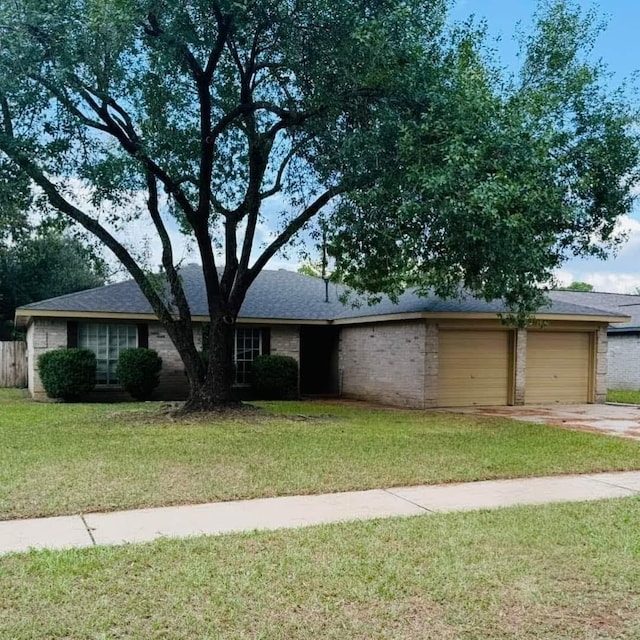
[
  {"left": 0, "top": 233, "right": 108, "bottom": 339},
  {"left": 0, "top": 0, "right": 638, "bottom": 408}
]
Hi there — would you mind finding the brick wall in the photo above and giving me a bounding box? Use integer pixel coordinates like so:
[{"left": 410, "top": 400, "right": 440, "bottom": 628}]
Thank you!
[
  {"left": 26, "top": 314, "right": 618, "bottom": 405},
  {"left": 514, "top": 329, "right": 527, "bottom": 405},
  {"left": 607, "top": 332, "right": 640, "bottom": 391},
  {"left": 424, "top": 323, "right": 438, "bottom": 407},
  {"left": 270, "top": 325, "right": 300, "bottom": 361},
  {"left": 27, "top": 319, "right": 301, "bottom": 401},
  {"left": 594, "top": 327, "right": 608, "bottom": 401},
  {"left": 148, "top": 322, "right": 197, "bottom": 399},
  {"left": 27, "top": 318, "right": 68, "bottom": 399},
  {"left": 339, "top": 320, "right": 427, "bottom": 408}
]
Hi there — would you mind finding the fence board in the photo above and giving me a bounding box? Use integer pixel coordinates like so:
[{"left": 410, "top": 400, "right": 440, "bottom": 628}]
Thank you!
[{"left": 0, "top": 341, "right": 27, "bottom": 388}]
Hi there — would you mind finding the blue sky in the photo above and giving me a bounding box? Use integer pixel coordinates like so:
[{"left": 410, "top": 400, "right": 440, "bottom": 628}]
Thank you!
[{"left": 449, "top": 0, "right": 640, "bottom": 292}]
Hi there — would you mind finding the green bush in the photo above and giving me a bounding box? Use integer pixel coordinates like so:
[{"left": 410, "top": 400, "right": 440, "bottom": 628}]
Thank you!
[
  {"left": 251, "top": 355, "right": 298, "bottom": 400},
  {"left": 116, "top": 348, "right": 163, "bottom": 400},
  {"left": 37, "top": 348, "right": 96, "bottom": 401}
]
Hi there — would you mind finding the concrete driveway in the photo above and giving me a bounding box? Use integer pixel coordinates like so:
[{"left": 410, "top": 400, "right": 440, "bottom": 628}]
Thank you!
[{"left": 447, "top": 403, "right": 640, "bottom": 440}]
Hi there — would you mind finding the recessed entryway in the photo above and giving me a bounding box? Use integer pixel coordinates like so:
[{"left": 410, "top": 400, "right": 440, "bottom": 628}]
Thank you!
[{"left": 300, "top": 326, "right": 340, "bottom": 395}]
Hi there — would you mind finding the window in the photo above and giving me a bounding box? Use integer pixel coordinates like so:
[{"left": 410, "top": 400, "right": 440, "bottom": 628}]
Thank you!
[
  {"left": 234, "top": 328, "right": 262, "bottom": 385},
  {"left": 201, "top": 325, "right": 266, "bottom": 385},
  {"left": 78, "top": 323, "right": 138, "bottom": 385}
]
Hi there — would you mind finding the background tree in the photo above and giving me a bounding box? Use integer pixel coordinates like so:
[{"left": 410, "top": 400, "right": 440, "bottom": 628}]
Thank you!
[
  {"left": 560, "top": 282, "right": 595, "bottom": 292},
  {"left": 0, "top": 0, "right": 637, "bottom": 410},
  {"left": 0, "top": 233, "right": 107, "bottom": 339}
]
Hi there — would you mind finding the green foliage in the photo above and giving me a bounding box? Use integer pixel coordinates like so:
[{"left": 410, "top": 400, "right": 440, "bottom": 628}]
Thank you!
[
  {"left": 251, "top": 355, "right": 299, "bottom": 400},
  {"left": 0, "top": 234, "right": 107, "bottom": 339},
  {"left": 37, "top": 348, "right": 96, "bottom": 401},
  {"left": 116, "top": 348, "right": 163, "bottom": 400},
  {"left": 0, "top": 0, "right": 638, "bottom": 404},
  {"left": 297, "top": 262, "right": 322, "bottom": 278},
  {"left": 327, "top": 2, "right": 640, "bottom": 321},
  {"left": 562, "top": 281, "right": 594, "bottom": 292}
]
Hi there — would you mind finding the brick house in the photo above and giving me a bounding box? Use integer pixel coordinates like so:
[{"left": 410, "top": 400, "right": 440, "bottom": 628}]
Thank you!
[
  {"left": 548, "top": 290, "right": 640, "bottom": 392},
  {"left": 15, "top": 266, "right": 628, "bottom": 408}
]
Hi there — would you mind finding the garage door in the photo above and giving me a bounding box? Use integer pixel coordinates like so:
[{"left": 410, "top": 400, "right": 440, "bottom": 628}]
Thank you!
[
  {"left": 526, "top": 332, "right": 592, "bottom": 403},
  {"left": 438, "top": 330, "right": 512, "bottom": 407}
]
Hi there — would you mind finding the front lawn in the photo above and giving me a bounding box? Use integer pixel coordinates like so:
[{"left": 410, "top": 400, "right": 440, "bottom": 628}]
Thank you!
[
  {"left": 2, "top": 388, "right": 640, "bottom": 519},
  {"left": 2, "top": 498, "right": 639, "bottom": 639},
  {"left": 607, "top": 389, "right": 640, "bottom": 404}
]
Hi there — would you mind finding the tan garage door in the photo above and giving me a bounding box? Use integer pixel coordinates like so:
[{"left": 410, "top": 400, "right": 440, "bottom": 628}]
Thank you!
[
  {"left": 438, "top": 330, "right": 512, "bottom": 407},
  {"left": 526, "top": 332, "right": 592, "bottom": 404}
]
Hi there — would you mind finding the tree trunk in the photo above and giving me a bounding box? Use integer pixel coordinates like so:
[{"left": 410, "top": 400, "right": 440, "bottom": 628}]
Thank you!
[{"left": 182, "top": 313, "right": 236, "bottom": 412}]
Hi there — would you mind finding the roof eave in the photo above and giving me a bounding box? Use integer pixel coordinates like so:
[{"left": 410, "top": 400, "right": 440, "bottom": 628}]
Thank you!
[
  {"left": 13, "top": 308, "right": 332, "bottom": 326},
  {"left": 608, "top": 325, "right": 640, "bottom": 333},
  {"left": 333, "top": 311, "right": 630, "bottom": 325},
  {"left": 15, "top": 308, "right": 630, "bottom": 327}
]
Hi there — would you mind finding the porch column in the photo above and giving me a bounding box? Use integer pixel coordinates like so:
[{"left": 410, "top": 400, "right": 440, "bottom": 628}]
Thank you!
[
  {"left": 513, "top": 329, "right": 527, "bottom": 406},
  {"left": 424, "top": 322, "right": 439, "bottom": 408},
  {"left": 594, "top": 326, "right": 608, "bottom": 403}
]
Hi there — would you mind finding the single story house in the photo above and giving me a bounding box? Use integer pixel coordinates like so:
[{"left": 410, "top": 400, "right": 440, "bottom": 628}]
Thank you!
[
  {"left": 549, "top": 290, "right": 640, "bottom": 391},
  {"left": 15, "top": 265, "right": 629, "bottom": 408}
]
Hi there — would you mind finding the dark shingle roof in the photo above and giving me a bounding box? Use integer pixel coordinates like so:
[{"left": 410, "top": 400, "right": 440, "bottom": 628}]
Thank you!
[
  {"left": 17, "top": 264, "right": 630, "bottom": 323},
  {"left": 549, "top": 290, "right": 640, "bottom": 331}
]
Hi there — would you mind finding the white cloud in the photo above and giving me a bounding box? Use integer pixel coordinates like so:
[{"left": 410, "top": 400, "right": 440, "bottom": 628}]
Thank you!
[
  {"left": 560, "top": 212, "right": 640, "bottom": 292},
  {"left": 583, "top": 273, "right": 640, "bottom": 294}
]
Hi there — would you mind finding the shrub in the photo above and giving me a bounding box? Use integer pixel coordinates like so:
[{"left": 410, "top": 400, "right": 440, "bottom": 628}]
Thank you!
[
  {"left": 251, "top": 355, "right": 299, "bottom": 400},
  {"left": 116, "top": 348, "right": 163, "bottom": 400},
  {"left": 38, "top": 348, "right": 96, "bottom": 401}
]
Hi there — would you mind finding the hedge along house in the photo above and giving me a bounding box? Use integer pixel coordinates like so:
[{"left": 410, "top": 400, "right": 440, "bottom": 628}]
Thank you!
[{"left": 15, "top": 265, "right": 629, "bottom": 408}]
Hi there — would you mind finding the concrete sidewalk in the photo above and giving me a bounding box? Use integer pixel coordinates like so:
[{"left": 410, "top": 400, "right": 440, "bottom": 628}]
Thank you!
[{"left": 2, "top": 471, "right": 640, "bottom": 556}]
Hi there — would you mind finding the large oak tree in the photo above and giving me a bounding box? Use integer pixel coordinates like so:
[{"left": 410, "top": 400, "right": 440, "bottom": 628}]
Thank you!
[{"left": 0, "top": 0, "right": 638, "bottom": 410}]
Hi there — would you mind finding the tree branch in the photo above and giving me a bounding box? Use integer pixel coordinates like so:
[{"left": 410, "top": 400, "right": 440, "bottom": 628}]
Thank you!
[
  {"left": 242, "top": 186, "right": 343, "bottom": 296},
  {"left": 1, "top": 135, "right": 176, "bottom": 327},
  {"left": 66, "top": 82, "right": 199, "bottom": 221},
  {"left": 0, "top": 94, "right": 13, "bottom": 137},
  {"left": 28, "top": 76, "right": 111, "bottom": 133},
  {"left": 204, "top": 10, "right": 230, "bottom": 82},
  {"left": 259, "top": 139, "right": 309, "bottom": 200}
]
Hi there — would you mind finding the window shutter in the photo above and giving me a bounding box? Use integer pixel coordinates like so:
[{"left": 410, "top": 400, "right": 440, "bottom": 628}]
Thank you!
[
  {"left": 261, "top": 328, "right": 271, "bottom": 355},
  {"left": 137, "top": 323, "right": 149, "bottom": 348},
  {"left": 67, "top": 321, "right": 78, "bottom": 348}
]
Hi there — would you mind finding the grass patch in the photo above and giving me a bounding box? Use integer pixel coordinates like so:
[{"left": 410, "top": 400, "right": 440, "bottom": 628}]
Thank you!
[
  {"left": 2, "top": 498, "right": 640, "bottom": 638},
  {"left": 607, "top": 389, "right": 640, "bottom": 404},
  {"left": 2, "top": 389, "right": 640, "bottom": 519}
]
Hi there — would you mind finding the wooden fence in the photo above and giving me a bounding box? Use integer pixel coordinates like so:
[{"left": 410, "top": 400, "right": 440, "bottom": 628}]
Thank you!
[{"left": 0, "top": 341, "right": 27, "bottom": 388}]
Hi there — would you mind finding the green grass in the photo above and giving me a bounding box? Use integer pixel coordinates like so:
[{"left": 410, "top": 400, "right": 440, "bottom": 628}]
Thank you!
[
  {"left": 2, "top": 498, "right": 640, "bottom": 639},
  {"left": 2, "top": 388, "right": 640, "bottom": 520},
  {"left": 607, "top": 389, "right": 640, "bottom": 404}
]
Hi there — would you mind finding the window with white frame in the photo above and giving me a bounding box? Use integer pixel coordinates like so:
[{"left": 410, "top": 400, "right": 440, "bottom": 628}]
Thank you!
[
  {"left": 78, "top": 323, "right": 138, "bottom": 385},
  {"left": 234, "top": 328, "right": 262, "bottom": 385}
]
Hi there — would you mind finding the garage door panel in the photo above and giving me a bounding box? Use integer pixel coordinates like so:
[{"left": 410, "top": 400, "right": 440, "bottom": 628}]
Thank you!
[
  {"left": 526, "top": 332, "right": 591, "bottom": 404},
  {"left": 438, "top": 330, "right": 511, "bottom": 407}
]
